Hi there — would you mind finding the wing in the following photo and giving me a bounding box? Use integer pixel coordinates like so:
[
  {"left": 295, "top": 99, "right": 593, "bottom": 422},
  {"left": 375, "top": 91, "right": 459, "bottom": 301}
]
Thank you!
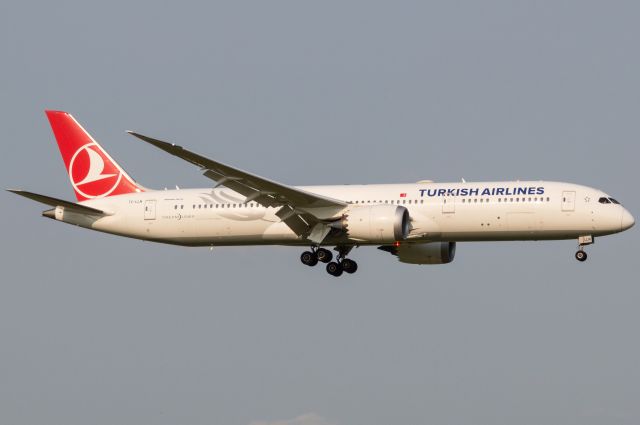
[
  {"left": 7, "top": 189, "right": 107, "bottom": 215},
  {"left": 128, "top": 132, "right": 347, "bottom": 241}
]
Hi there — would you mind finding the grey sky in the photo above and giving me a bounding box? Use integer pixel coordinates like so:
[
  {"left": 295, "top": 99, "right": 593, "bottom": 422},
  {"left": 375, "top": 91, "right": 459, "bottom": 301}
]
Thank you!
[{"left": 1, "top": 1, "right": 638, "bottom": 424}]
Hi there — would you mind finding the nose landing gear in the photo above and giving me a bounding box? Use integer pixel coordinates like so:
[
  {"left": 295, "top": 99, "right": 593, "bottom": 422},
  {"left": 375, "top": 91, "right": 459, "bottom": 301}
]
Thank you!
[
  {"left": 575, "top": 250, "right": 588, "bottom": 262},
  {"left": 575, "top": 235, "right": 593, "bottom": 262}
]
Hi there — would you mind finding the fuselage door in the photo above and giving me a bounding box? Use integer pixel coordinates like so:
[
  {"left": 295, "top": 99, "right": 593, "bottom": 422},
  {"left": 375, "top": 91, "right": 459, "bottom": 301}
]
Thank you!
[
  {"left": 442, "top": 196, "right": 455, "bottom": 214},
  {"left": 561, "top": 191, "right": 575, "bottom": 212},
  {"left": 144, "top": 200, "right": 157, "bottom": 220}
]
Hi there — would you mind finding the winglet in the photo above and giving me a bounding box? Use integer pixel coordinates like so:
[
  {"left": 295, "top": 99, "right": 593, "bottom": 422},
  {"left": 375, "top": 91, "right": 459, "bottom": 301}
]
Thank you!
[{"left": 127, "top": 131, "right": 179, "bottom": 149}]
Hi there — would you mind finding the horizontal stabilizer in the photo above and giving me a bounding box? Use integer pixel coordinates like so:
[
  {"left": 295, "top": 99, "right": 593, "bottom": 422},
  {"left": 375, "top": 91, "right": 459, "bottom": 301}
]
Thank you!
[{"left": 7, "top": 189, "right": 107, "bottom": 215}]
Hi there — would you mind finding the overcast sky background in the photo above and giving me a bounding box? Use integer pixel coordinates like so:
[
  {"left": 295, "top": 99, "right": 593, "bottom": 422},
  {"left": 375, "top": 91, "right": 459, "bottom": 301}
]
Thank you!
[{"left": 0, "top": 1, "right": 638, "bottom": 424}]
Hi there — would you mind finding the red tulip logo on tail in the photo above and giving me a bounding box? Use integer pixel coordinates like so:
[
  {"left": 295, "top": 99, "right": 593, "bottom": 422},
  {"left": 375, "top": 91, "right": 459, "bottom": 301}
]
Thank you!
[
  {"left": 45, "top": 110, "right": 142, "bottom": 202},
  {"left": 69, "top": 143, "right": 123, "bottom": 199}
]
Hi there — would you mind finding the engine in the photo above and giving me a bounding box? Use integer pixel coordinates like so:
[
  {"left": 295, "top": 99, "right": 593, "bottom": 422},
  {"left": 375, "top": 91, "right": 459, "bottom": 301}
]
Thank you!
[
  {"left": 339, "top": 205, "right": 410, "bottom": 243},
  {"left": 378, "top": 242, "right": 456, "bottom": 264}
]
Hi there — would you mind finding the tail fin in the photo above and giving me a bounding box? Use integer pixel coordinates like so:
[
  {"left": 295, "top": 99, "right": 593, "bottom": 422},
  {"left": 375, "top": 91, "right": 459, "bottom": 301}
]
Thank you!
[{"left": 45, "top": 110, "right": 143, "bottom": 201}]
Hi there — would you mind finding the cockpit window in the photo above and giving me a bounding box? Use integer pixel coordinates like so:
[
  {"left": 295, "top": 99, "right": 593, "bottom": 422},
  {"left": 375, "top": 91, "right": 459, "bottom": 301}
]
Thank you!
[
  {"left": 609, "top": 198, "right": 620, "bottom": 204},
  {"left": 598, "top": 197, "right": 611, "bottom": 204}
]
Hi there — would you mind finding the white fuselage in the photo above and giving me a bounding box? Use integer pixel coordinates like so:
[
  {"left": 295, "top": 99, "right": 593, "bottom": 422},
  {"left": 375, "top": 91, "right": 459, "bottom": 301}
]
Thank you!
[{"left": 53, "top": 181, "right": 632, "bottom": 247}]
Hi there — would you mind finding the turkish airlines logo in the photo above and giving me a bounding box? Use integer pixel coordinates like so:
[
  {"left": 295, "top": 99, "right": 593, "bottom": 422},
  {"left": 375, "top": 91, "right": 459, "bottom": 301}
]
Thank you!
[{"left": 69, "top": 142, "right": 123, "bottom": 198}]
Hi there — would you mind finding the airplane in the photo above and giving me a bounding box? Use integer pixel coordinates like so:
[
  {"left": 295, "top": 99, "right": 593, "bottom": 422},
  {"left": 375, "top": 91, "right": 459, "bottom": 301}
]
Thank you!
[{"left": 8, "top": 111, "right": 635, "bottom": 276}]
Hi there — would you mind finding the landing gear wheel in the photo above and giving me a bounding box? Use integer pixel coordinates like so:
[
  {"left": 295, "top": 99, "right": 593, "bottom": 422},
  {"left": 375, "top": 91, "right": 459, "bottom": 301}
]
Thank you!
[
  {"left": 341, "top": 258, "right": 358, "bottom": 274},
  {"left": 301, "top": 251, "right": 318, "bottom": 266},
  {"left": 316, "top": 248, "right": 333, "bottom": 263},
  {"left": 575, "top": 250, "right": 588, "bottom": 262},
  {"left": 326, "top": 261, "right": 343, "bottom": 277}
]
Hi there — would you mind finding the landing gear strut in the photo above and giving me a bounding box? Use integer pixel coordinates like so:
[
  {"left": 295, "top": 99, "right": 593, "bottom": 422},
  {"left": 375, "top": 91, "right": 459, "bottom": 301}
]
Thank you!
[{"left": 575, "top": 235, "right": 593, "bottom": 262}]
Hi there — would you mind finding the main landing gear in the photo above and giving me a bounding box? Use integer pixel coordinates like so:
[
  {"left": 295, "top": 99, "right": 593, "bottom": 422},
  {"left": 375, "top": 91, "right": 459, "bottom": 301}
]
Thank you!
[
  {"left": 575, "top": 235, "right": 593, "bottom": 262},
  {"left": 300, "top": 246, "right": 358, "bottom": 277}
]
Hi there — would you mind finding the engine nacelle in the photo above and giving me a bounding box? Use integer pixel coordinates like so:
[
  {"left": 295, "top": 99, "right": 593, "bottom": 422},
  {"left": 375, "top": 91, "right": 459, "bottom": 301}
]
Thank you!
[
  {"left": 340, "top": 205, "right": 410, "bottom": 243},
  {"left": 379, "top": 242, "right": 456, "bottom": 264}
]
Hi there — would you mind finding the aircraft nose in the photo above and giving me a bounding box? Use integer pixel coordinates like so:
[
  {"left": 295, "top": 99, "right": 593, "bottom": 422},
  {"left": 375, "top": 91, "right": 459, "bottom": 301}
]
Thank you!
[{"left": 621, "top": 208, "right": 635, "bottom": 231}]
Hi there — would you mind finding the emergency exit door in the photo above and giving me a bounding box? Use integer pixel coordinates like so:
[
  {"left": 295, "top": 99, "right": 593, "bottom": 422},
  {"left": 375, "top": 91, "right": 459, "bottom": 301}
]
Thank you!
[
  {"left": 144, "top": 200, "right": 157, "bottom": 220},
  {"left": 561, "top": 191, "right": 575, "bottom": 212},
  {"left": 442, "top": 196, "right": 455, "bottom": 213}
]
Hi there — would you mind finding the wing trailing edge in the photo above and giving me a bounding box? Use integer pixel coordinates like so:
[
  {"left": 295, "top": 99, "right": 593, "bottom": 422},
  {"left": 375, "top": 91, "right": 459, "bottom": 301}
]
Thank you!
[{"left": 128, "top": 131, "right": 347, "bottom": 242}]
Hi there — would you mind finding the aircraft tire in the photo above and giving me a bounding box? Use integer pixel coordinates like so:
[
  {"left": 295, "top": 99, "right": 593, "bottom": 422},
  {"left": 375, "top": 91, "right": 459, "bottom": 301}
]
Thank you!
[
  {"left": 326, "top": 261, "right": 343, "bottom": 277},
  {"left": 301, "top": 251, "right": 318, "bottom": 266},
  {"left": 342, "top": 259, "right": 358, "bottom": 274},
  {"left": 575, "top": 250, "right": 588, "bottom": 262},
  {"left": 316, "top": 248, "right": 333, "bottom": 263}
]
